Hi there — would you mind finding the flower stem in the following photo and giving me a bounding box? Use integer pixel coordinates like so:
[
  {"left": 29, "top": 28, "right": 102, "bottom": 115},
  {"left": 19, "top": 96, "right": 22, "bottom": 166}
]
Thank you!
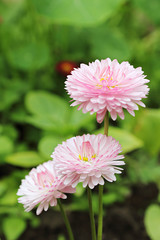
[
  {"left": 58, "top": 199, "right": 74, "bottom": 240},
  {"left": 97, "top": 185, "right": 103, "bottom": 240},
  {"left": 97, "top": 112, "right": 109, "bottom": 240},
  {"left": 104, "top": 111, "right": 109, "bottom": 137},
  {"left": 87, "top": 187, "right": 97, "bottom": 240}
]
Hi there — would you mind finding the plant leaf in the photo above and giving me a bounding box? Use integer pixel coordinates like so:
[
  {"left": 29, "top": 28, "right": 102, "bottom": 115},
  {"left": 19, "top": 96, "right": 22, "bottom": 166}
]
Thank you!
[
  {"left": 133, "top": 0, "right": 160, "bottom": 24},
  {"left": 89, "top": 26, "right": 131, "bottom": 61},
  {"left": 31, "top": 0, "right": 124, "bottom": 26},
  {"left": 25, "top": 91, "right": 69, "bottom": 124},
  {"left": 8, "top": 42, "right": 50, "bottom": 71},
  {"left": 0, "top": 136, "right": 14, "bottom": 155},
  {"left": 134, "top": 108, "right": 160, "bottom": 156},
  {"left": 144, "top": 204, "right": 160, "bottom": 240},
  {"left": 2, "top": 217, "right": 26, "bottom": 240},
  {"left": 38, "top": 135, "right": 64, "bottom": 159},
  {"left": 5, "top": 151, "right": 44, "bottom": 167},
  {"left": 94, "top": 126, "right": 143, "bottom": 153}
]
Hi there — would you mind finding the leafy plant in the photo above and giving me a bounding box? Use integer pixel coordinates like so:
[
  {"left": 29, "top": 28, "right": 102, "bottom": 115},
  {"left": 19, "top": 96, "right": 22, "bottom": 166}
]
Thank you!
[
  {"left": 144, "top": 204, "right": 160, "bottom": 240},
  {"left": 0, "top": 0, "right": 160, "bottom": 238}
]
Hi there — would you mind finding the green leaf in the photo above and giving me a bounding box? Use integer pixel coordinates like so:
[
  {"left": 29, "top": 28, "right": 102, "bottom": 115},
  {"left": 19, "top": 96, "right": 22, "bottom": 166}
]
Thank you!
[
  {"left": 5, "top": 151, "right": 44, "bottom": 167},
  {"left": 25, "top": 91, "right": 69, "bottom": 124},
  {"left": 70, "top": 195, "right": 88, "bottom": 211},
  {"left": 0, "top": 171, "right": 28, "bottom": 206},
  {"left": 31, "top": 0, "right": 124, "bottom": 26},
  {"left": 69, "top": 108, "right": 96, "bottom": 131},
  {"left": 0, "top": 78, "right": 30, "bottom": 111},
  {"left": 0, "top": 206, "right": 19, "bottom": 215},
  {"left": 0, "top": 136, "right": 14, "bottom": 155},
  {"left": 89, "top": 26, "right": 131, "bottom": 61},
  {"left": 126, "top": 154, "right": 160, "bottom": 184},
  {"left": 0, "top": 0, "right": 24, "bottom": 23},
  {"left": 0, "top": 188, "right": 17, "bottom": 205},
  {"left": 10, "top": 106, "right": 28, "bottom": 123},
  {"left": 25, "top": 91, "right": 95, "bottom": 134},
  {"left": 0, "top": 180, "right": 7, "bottom": 197},
  {"left": 8, "top": 42, "right": 50, "bottom": 71},
  {"left": 103, "top": 182, "right": 131, "bottom": 205},
  {"left": 103, "top": 192, "right": 119, "bottom": 205},
  {"left": 92, "top": 194, "right": 99, "bottom": 214},
  {"left": 0, "top": 89, "right": 20, "bottom": 111},
  {"left": 94, "top": 126, "right": 143, "bottom": 153},
  {"left": 109, "top": 127, "right": 143, "bottom": 153},
  {"left": 134, "top": 109, "right": 160, "bottom": 156},
  {"left": 58, "top": 235, "right": 66, "bottom": 240},
  {"left": 133, "top": 0, "right": 160, "bottom": 24},
  {"left": 137, "top": 158, "right": 160, "bottom": 184},
  {"left": 2, "top": 217, "right": 26, "bottom": 240},
  {"left": 30, "top": 217, "right": 40, "bottom": 228},
  {"left": 74, "top": 183, "right": 85, "bottom": 197},
  {"left": 38, "top": 135, "right": 64, "bottom": 159},
  {"left": 144, "top": 204, "right": 160, "bottom": 240},
  {"left": 26, "top": 116, "right": 58, "bottom": 131},
  {"left": 0, "top": 205, "right": 35, "bottom": 220},
  {"left": 0, "top": 124, "right": 18, "bottom": 140}
]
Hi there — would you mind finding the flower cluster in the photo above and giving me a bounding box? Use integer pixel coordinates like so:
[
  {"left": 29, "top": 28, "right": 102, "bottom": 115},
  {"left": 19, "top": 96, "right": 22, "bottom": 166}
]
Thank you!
[
  {"left": 17, "top": 58, "right": 149, "bottom": 214},
  {"left": 17, "top": 134, "right": 124, "bottom": 214}
]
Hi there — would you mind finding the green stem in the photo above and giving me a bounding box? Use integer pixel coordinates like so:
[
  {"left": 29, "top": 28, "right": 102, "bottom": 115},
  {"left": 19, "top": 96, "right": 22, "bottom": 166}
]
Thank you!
[
  {"left": 97, "top": 112, "right": 109, "bottom": 240},
  {"left": 58, "top": 199, "right": 74, "bottom": 240},
  {"left": 87, "top": 187, "right": 97, "bottom": 240},
  {"left": 97, "top": 185, "right": 103, "bottom": 240},
  {"left": 104, "top": 111, "right": 109, "bottom": 137}
]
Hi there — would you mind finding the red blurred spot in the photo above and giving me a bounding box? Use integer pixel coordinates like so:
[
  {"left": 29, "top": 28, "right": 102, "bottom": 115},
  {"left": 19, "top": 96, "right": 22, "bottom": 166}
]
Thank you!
[{"left": 56, "top": 61, "right": 78, "bottom": 76}]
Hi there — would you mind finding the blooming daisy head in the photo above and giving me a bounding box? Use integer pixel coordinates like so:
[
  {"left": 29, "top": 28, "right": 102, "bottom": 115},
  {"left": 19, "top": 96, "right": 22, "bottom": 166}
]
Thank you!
[
  {"left": 17, "top": 161, "right": 75, "bottom": 215},
  {"left": 65, "top": 58, "right": 150, "bottom": 123},
  {"left": 51, "top": 134, "right": 125, "bottom": 189}
]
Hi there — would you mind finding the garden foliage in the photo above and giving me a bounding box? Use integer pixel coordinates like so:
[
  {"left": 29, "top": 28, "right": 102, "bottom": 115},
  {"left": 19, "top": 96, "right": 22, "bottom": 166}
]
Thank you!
[{"left": 0, "top": 0, "right": 160, "bottom": 239}]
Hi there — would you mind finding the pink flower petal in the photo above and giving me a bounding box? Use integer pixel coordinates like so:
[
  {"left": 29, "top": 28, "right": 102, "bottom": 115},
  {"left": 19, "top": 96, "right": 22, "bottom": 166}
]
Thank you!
[
  {"left": 65, "top": 58, "right": 149, "bottom": 123},
  {"left": 17, "top": 161, "right": 75, "bottom": 214},
  {"left": 52, "top": 134, "right": 125, "bottom": 189}
]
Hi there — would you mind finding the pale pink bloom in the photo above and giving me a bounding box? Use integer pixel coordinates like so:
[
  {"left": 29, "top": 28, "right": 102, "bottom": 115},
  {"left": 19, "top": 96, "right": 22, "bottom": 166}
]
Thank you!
[
  {"left": 17, "top": 161, "right": 75, "bottom": 215},
  {"left": 65, "top": 58, "right": 149, "bottom": 123},
  {"left": 51, "top": 134, "right": 125, "bottom": 189}
]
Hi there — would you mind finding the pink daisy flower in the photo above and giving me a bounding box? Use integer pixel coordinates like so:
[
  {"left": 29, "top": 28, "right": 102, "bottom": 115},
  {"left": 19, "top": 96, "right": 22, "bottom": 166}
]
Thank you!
[
  {"left": 51, "top": 134, "right": 125, "bottom": 189},
  {"left": 65, "top": 58, "right": 149, "bottom": 123},
  {"left": 17, "top": 161, "right": 75, "bottom": 215}
]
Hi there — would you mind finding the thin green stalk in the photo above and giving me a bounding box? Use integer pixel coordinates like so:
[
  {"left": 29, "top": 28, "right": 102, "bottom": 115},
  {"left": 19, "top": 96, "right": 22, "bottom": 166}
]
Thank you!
[
  {"left": 87, "top": 187, "right": 97, "bottom": 240},
  {"left": 97, "top": 185, "right": 103, "bottom": 240},
  {"left": 58, "top": 199, "right": 74, "bottom": 240},
  {"left": 104, "top": 111, "right": 109, "bottom": 137},
  {"left": 97, "top": 112, "right": 109, "bottom": 240}
]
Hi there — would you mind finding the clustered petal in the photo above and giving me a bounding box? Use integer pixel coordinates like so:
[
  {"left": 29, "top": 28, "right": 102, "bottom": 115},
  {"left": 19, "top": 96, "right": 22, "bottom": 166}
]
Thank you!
[
  {"left": 17, "top": 161, "right": 75, "bottom": 215},
  {"left": 65, "top": 58, "right": 150, "bottom": 123},
  {"left": 51, "top": 134, "right": 125, "bottom": 189}
]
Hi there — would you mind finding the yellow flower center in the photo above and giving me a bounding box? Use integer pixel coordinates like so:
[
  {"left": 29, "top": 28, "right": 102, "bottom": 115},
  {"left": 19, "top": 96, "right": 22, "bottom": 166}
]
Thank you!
[
  {"left": 96, "top": 75, "right": 117, "bottom": 89},
  {"left": 79, "top": 141, "right": 96, "bottom": 162},
  {"left": 79, "top": 154, "right": 96, "bottom": 162}
]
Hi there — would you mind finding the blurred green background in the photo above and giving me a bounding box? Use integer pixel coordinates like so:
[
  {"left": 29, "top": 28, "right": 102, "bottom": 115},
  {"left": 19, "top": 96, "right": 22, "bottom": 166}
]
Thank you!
[{"left": 0, "top": 0, "right": 160, "bottom": 239}]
